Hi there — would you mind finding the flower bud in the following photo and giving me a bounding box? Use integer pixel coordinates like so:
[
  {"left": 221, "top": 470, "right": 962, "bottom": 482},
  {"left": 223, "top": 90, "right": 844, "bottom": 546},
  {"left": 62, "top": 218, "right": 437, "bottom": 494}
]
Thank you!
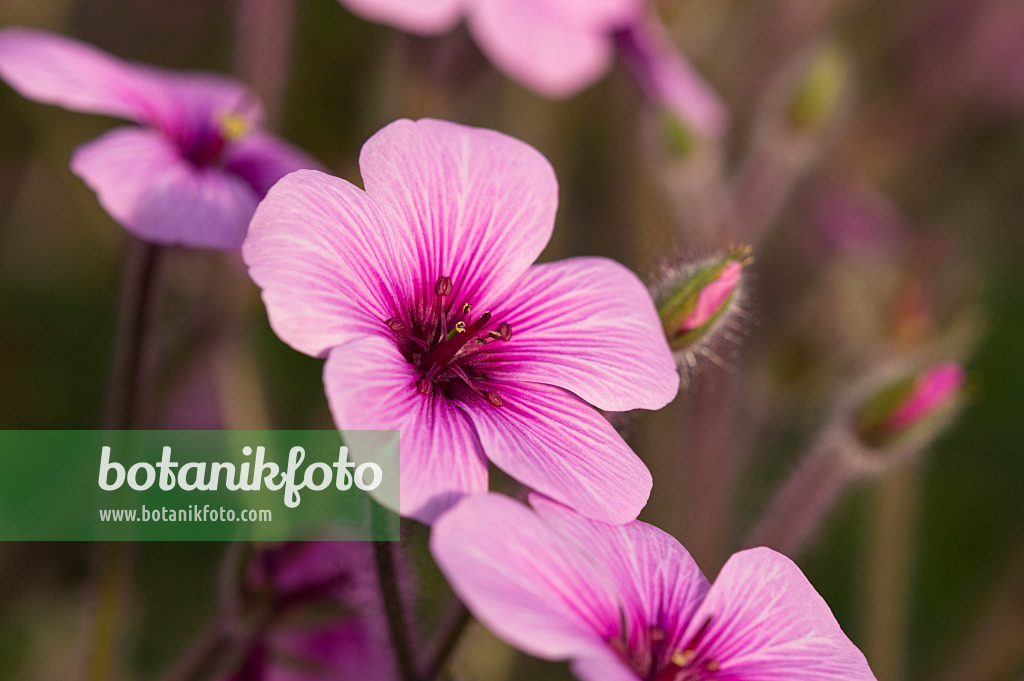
[
  {"left": 653, "top": 246, "right": 751, "bottom": 364},
  {"left": 853, "top": 362, "right": 966, "bottom": 452},
  {"left": 787, "top": 43, "right": 850, "bottom": 133}
]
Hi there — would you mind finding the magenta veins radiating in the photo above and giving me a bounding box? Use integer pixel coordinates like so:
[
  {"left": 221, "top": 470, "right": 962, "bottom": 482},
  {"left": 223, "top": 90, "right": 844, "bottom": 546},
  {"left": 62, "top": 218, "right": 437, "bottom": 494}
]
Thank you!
[
  {"left": 613, "top": 617, "right": 722, "bottom": 681},
  {"left": 386, "top": 275, "right": 513, "bottom": 407}
]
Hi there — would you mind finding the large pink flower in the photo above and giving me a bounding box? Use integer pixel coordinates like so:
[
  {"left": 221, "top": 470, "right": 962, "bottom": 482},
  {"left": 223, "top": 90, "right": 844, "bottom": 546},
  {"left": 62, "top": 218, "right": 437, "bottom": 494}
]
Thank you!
[
  {"left": 0, "top": 27, "right": 321, "bottom": 250},
  {"left": 432, "top": 493, "right": 878, "bottom": 681},
  {"left": 243, "top": 118, "right": 679, "bottom": 524},
  {"left": 335, "top": 0, "right": 728, "bottom": 137}
]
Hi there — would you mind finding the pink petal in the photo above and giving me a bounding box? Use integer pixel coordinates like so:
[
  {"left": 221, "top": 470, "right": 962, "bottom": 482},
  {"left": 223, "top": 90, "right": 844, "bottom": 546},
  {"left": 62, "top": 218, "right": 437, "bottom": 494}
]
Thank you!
[
  {"left": 681, "top": 547, "right": 876, "bottom": 680},
  {"left": 243, "top": 169, "right": 420, "bottom": 357},
  {"left": 430, "top": 493, "right": 623, "bottom": 660},
  {"left": 530, "top": 494, "right": 710, "bottom": 655},
  {"left": 467, "top": 0, "right": 618, "bottom": 97},
  {"left": 571, "top": 655, "right": 644, "bottom": 681},
  {"left": 886, "top": 363, "right": 965, "bottom": 431},
  {"left": 0, "top": 27, "right": 153, "bottom": 122},
  {"left": 0, "top": 27, "right": 261, "bottom": 131},
  {"left": 223, "top": 131, "right": 324, "bottom": 197},
  {"left": 679, "top": 260, "right": 742, "bottom": 333},
  {"left": 323, "top": 335, "right": 488, "bottom": 524},
  {"left": 478, "top": 257, "right": 679, "bottom": 412},
  {"left": 70, "top": 126, "right": 258, "bottom": 250},
  {"left": 464, "top": 382, "right": 651, "bottom": 525},
  {"left": 338, "top": 0, "right": 463, "bottom": 35},
  {"left": 541, "top": 0, "right": 641, "bottom": 30},
  {"left": 618, "top": 19, "right": 729, "bottom": 139},
  {"left": 358, "top": 118, "right": 558, "bottom": 307}
]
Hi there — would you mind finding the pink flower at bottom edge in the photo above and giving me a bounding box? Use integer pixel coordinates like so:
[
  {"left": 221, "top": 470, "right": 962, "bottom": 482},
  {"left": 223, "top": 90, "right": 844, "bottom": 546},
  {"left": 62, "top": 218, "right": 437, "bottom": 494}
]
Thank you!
[
  {"left": 243, "top": 118, "right": 680, "bottom": 525},
  {"left": 431, "top": 493, "right": 877, "bottom": 681},
  {"left": 0, "top": 27, "right": 321, "bottom": 250}
]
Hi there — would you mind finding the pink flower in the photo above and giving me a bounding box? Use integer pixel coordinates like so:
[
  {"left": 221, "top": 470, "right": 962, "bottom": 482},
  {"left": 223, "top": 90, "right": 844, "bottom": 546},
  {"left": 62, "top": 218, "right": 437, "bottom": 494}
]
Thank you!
[
  {"left": 335, "top": 0, "right": 727, "bottom": 136},
  {"left": 885, "top": 362, "right": 965, "bottom": 432},
  {"left": 221, "top": 541, "right": 408, "bottom": 681},
  {"left": 0, "top": 27, "right": 321, "bottom": 250},
  {"left": 243, "top": 118, "right": 679, "bottom": 524},
  {"left": 432, "top": 493, "right": 877, "bottom": 681}
]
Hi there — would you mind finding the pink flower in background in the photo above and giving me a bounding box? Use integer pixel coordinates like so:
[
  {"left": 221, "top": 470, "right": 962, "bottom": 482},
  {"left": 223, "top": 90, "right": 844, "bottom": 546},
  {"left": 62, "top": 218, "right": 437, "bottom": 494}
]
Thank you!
[
  {"left": 0, "top": 27, "right": 321, "bottom": 250},
  {"left": 885, "top": 362, "right": 965, "bottom": 432},
  {"left": 243, "top": 118, "right": 679, "bottom": 524},
  {"left": 222, "top": 542, "right": 408, "bottom": 681},
  {"left": 432, "top": 493, "right": 877, "bottom": 681},
  {"left": 335, "top": 0, "right": 728, "bottom": 136}
]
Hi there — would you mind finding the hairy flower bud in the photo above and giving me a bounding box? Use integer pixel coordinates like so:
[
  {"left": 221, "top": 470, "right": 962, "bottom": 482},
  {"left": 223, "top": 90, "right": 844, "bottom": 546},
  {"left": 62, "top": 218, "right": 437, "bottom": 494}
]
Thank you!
[
  {"left": 787, "top": 43, "right": 850, "bottom": 133},
  {"left": 854, "top": 362, "right": 966, "bottom": 449},
  {"left": 653, "top": 246, "right": 752, "bottom": 371}
]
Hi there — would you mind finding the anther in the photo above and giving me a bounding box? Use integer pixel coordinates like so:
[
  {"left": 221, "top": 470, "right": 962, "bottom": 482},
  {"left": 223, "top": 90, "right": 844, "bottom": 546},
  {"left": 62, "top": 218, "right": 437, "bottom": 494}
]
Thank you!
[
  {"left": 455, "top": 321, "right": 467, "bottom": 333},
  {"left": 650, "top": 627, "right": 666, "bottom": 643},
  {"left": 436, "top": 276, "right": 453, "bottom": 296},
  {"left": 671, "top": 650, "right": 696, "bottom": 666},
  {"left": 386, "top": 317, "right": 406, "bottom": 332},
  {"left": 462, "top": 302, "right": 472, "bottom": 315},
  {"left": 498, "top": 321, "right": 512, "bottom": 340},
  {"left": 416, "top": 378, "right": 433, "bottom": 396},
  {"left": 485, "top": 391, "right": 503, "bottom": 407},
  {"left": 706, "top": 660, "right": 720, "bottom": 672}
]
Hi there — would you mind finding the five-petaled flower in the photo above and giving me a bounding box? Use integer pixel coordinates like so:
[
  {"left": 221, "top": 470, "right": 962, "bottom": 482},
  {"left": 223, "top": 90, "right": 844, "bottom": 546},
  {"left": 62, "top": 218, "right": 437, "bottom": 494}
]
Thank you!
[
  {"left": 0, "top": 27, "right": 321, "bottom": 250},
  {"left": 432, "top": 493, "right": 878, "bottom": 681},
  {"left": 243, "top": 118, "right": 679, "bottom": 524}
]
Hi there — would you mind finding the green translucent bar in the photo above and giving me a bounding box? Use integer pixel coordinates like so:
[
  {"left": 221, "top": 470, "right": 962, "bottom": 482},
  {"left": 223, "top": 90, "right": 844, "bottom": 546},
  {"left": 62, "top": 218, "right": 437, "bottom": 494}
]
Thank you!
[{"left": 0, "top": 430, "right": 400, "bottom": 541}]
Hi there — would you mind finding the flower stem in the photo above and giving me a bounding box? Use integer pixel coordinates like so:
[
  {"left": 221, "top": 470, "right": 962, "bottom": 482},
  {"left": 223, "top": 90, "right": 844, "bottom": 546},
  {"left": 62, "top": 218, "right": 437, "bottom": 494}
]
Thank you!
[
  {"left": 424, "top": 601, "right": 473, "bottom": 681},
  {"left": 104, "top": 239, "right": 162, "bottom": 430},
  {"left": 374, "top": 541, "right": 419, "bottom": 681},
  {"left": 80, "top": 542, "right": 131, "bottom": 681},
  {"left": 745, "top": 441, "right": 859, "bottom": 556},
  {"left": 863, "top": 464, "right": 919, "bottom": 681},
  {"left": 233, "top": 0, "right": 296, "bottom": 128}
]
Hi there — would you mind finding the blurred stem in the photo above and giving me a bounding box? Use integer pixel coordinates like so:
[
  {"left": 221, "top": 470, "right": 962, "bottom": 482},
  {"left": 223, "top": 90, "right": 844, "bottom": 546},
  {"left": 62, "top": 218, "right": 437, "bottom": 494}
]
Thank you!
[
  {"left": 679, "top": 364, "right": 743, "bottom": 572},
  {"left": 81, "top": 542, "right": 131, "bottom": 681},
  {"left": 745, "top": 440, "right": 860, "bottom": 556},
  {"left": 375, "top": 541, "right": 418, "bottom": 681},
  {"left": 233, "top": 0, "right": 296, "bottom": 128},
  {"left": 155, "top": 543, "right": 249, "bottom": 681},
  {"left": 863, "top": 464, "right": 919, "bottom": 681},
  {"left": 424, "top": 601, "right": 473, "bottom": 681},
  {"left": 104, "top": 240, "right": 162, "bottom": 430}
]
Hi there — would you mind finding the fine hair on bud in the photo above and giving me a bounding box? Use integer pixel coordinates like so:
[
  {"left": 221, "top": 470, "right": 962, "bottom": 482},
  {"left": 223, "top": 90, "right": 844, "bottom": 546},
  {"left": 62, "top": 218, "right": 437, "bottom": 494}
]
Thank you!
[
  {"left": 648, "top": 244, "right": 754, "bottom": 389},
  {"left": 826, "top": 360, "right": 967, "bottom": 475}
]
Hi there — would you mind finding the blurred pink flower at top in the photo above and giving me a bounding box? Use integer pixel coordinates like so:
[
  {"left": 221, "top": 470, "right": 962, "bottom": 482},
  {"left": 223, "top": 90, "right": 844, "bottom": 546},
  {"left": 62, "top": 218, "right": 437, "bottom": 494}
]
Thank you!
[
  {"left": 432, "top": 493, "right": 877, "bottom": 681},
  {"left": 243, "top": 118, "right": 679, "bottom": 524},
  {"left": 0, "top": 27, "right": 321, "bottom": 250},
  {"left": 886, "top": 362, "right": 965, "bottom": 432},
  {"left": 336, "top": 0, "right": 728, "bottom": 137}
]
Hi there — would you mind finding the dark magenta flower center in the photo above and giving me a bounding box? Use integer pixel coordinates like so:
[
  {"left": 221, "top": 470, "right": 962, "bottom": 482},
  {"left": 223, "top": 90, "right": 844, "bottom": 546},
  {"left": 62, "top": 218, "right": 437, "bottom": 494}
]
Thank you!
[
  {"left": 387, "top": 275, "right": 513, "bottom": 406},
  {"left": 613, "top": 617, "right": 722, "bottom": 681}
]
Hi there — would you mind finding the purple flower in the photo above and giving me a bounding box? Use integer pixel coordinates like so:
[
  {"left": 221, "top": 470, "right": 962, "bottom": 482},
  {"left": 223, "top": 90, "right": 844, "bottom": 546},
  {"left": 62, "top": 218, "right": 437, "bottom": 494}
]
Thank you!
[
  {"left": 222, "top": 541, "right": 408, "bottom": 681},
  {"left": 242, "top": 118, "right": 679, "bottom": 524},
  {"left": 334, "top": 0, "right": 727, "bottom": 136},
  {"left": 0, "top": 27, "right": 321, "bottom": 250},
  {"left": 432, "top": 493, "right": 877, "bottom": 681}
]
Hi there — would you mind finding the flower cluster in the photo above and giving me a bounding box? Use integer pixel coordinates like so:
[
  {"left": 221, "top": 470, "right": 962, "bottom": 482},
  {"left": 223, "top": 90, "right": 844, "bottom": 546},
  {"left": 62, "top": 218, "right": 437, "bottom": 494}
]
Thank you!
[{"left": 6, "top": 8, "right": 991, "bottom": 680}]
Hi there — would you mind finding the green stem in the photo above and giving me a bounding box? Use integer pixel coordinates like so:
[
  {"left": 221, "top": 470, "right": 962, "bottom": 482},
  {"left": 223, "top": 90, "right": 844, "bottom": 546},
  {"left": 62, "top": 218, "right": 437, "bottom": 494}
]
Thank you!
[
  {"left": 424, "top": 601, "right": 473, "bottom": 681},
  {"left": 374, "top": 541, "right": 418, "bottom": 681}
]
